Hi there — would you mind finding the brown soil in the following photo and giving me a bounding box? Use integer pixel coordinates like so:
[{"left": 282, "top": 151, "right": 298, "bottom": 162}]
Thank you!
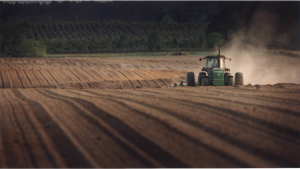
[
  {"left": 0, "top": 56, "right": 299, "bottom": 167},
  {"left": 0, "top": 57, "right": 189, "bottom": 89}
]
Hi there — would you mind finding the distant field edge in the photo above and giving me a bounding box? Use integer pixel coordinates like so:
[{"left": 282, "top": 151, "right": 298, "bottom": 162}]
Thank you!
[
  {"left": 46, "top": 50, "right": 300, "bottom": 58},
  {"left": 46, "top": 51, "right": 211, "bottom": 58}
]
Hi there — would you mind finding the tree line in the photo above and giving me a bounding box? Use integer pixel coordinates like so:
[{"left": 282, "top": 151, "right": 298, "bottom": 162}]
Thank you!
[
  {"left": 0, "top": 1, "right": 299, "bottom": 57},
  {"left": 32, "top": 21, "right": 209, "bottom": 54}
]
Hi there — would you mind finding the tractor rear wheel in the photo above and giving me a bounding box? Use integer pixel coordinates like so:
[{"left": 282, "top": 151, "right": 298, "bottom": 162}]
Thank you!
[
  {"left": 198, "top": 72, "right": 206, "bottom": 86},
  {"left": 186, "top": 72, "right": 195, "bottom": 87},
  {"left": 228, "top": 76, "right": 234, "bottom": 86},
  {"left": 235, "top": 72, "right": 243, "bottom": 85},
  {"left": 224, "top": 73, "right": 231, "bottom": 86},
  {"left": 202, "top": 76, "right": 209, "bottom": 86}
]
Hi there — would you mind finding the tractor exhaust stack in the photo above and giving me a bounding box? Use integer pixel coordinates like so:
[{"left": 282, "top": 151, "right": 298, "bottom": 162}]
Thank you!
[{"left": 218, "top": 49, "right": 220, "bottom": 68}]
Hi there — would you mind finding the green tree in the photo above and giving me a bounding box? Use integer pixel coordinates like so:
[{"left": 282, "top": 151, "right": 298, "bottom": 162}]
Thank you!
[
  {"left": 198, "top": 29, "right": 206, "bottom": 50},
  {"left": 116, "top": 34, "right": 128, "bottom": 49},
  {"left": 18, "top": 39, "right": 47, "bottom": 57},
  {"left": 173, "top": 37, "right": 178, "bottom": 48},
  {"left": 0, "top": 21, "right": 47, "bottom": 57},
  {"left": 146, "top": 32, "right": 163, "bottom": 51},
  {"left": 206, "top": 32, "right": 225, "bottom": 49}
]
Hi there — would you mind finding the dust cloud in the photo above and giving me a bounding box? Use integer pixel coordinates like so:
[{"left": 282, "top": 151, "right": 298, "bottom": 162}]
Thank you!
[
  {"left": 219, "top": 7, "right": 300, "bottom": 85},
  {"left": 223, "top": 52, "right": 300, "bottom": 85}
]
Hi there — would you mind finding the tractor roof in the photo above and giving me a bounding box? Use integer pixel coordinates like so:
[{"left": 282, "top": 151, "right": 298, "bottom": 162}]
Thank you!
[{"left": 206, "top": 54, "right": 225, "bottom": 58}]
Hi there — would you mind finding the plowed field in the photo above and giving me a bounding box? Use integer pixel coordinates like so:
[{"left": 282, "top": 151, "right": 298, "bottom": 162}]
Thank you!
[
  {"left": 0, "top": 57, "right": 191, "bottom": 89},
  {"left": 0, "top": 56, "right": 300, "bottom": 168}
]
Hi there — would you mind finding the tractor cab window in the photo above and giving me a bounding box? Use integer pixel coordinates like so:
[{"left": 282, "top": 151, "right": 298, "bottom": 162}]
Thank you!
[
  {"left": 207, "top": 58, "right": 217, "bottom": 68},
  {"left": 206, "top": 58, "right": 225, "bottom": 68}
]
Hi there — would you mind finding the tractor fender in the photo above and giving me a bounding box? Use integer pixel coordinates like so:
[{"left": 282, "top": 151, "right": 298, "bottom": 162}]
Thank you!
[{"left": 200, "top": 72, "right": 207, "bottom": 76}]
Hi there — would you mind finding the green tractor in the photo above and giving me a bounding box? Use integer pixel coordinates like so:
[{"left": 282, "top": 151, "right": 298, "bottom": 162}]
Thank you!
[{"left": 186, "top": 50, "right": 243, "bottom": 86}]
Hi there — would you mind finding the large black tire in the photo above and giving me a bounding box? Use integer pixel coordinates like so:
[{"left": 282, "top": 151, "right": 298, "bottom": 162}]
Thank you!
[
  {"left": 202, "top": 76, "right": 209, "bottom": 86},
  {"left": 198, "top": 72, "right": 206, "bottom": 86},
  {"left": 186, "top": 72, "right": 195, "bottom": 86},
  {"left": 235, "top": 72, "right": 243, "bottom": 85},
  {"left": 224, "top": 73, "right": 231, "bottom": 86},
  {"left": 228, "top": 76, "right": 234, "bottom": 86}
]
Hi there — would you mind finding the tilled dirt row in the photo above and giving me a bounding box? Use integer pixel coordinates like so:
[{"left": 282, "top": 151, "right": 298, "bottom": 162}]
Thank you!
[
  {"left": 0, "top": 56, "right": 194, "bottom": 89},
  {"left": 0, "top": 84, "right": 299, "bottom": 168}
]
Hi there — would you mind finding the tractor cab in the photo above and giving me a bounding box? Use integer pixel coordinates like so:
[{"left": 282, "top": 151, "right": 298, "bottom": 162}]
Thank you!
[
  {"left": 204, "top": 55, "right": 226, "bottom": 69},
  {"left": 199, "top": 54, "right": 231, "bottom": 70}
]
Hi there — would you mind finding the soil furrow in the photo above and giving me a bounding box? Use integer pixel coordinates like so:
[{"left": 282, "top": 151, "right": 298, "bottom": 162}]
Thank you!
[
  {"left": 57, "top": 61, "right": 65, "bottom": 66},
  {"left": 117, "top": 71, "right": 134, "bottom": 87},
  {"left": 55, "top": 69, "right": 72, "bottom": 84},
  {"left": 122, "top": 71, "right": 143, "bottom": 87},
  {"left": 136, "top": 71, "right": 159, "bottom": 87},
  {"left": 16, "top": 70, "right": 32, "bottom": 88},
  {"left": 108, "top": 64, "right": 116, "bottom": 69},
  {"left": 125, "top": 70, "right": 144, "bottom": 81},
  {"left": 77, "top": 68, "right": 98, "bottom": 82},
  {"left": 60, "top": 69, "right": 77, "bottom": 83},
  {"left": 32, "top": 89, "right": 161, "bottom": 167},
  {"left": 179, "top": 86, "right": 300, "bottom": 105},
  {"left": 116, "top": 89, "right": 300, "bottom": 141},
  {"left": 209, "top": 87, "right": 300, "bottom": 105},
  {"left": 108, "top": 70, "right": 126, "bottom": 81},
  {"left": 23, "top": 69, "right": 40, "bottom": 87},
  {"left": 156, "top": 88, "right": 300, "bottom": 120},
  {"left": 39, "top": 89, "right": 189, "bottom": 168},
  {"left": 63, "top": 89, "right": 250, "bottom": 167},
  {"left": 8, "top": 70, "right": 23, "bottom": 88},
  {"left": 194, "top": 87, "right": 300, "bottom": 104},
  {"left": 152, "top": 79, "right": 166, "bottom": 86},
  {"left": 105, "top": 70, "right": 122, "bottom": 81},
  {"left": 87, "top": 69, "right": 106, "bottom": 81},
  {"left": 132, "top": 72, "right": 153, "bottom": 87},
  {"left": 77, "top": 90, "right": 277, "bottom": 167},
  {"left": 46, "top": 69, "right": 65, "bottom": 85},
  {"left": 23, "top": 89, "right": 144, "bottom": 167},
  {"left": 12, "top": 90, "right": 93, "bottom": 168},
  {"left": 71, "top": 68, "right": 90, "bottom": 82},
  {"left": 133, "top": 71, "right": 148, "bottom": 80},
  {"left": 0, "top": 124, "right": 4, "bottom": 167},
  {"left": 0, "top": 92, "right": 33, "bottom": 167},
  {"left": 33, "top": 70, "right": 50, "bottom": 86},
  {"left": 0, "top": 70, "right": 4, "bottom": 88},
  {"left": 39, "top": 70, "right": 58, "bottom": 86},
  {"left": 66, "top": 68, "right": 82, "bottom": 82},
  {"left": 113, "top": 70, "right": 128, "bottom": 81},
  {"left": 82, "top": 89, "right": 300, "bottom": 167},
  {"left": 80, "top": 68, "right": 98, "bottom": 81},
  {"left": 75, "top": 59, "right": 85, "bottom": 67},
  {"left": 5, "top": 90, "right": 60, "bottom": 167}
]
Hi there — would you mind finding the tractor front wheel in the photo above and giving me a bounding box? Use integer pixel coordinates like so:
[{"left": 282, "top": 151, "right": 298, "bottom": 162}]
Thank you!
[
  {"left": 228, "top": 76, "right": 234, "bottom": 86},
  {"left": 198, "top": 72, "right": 206, "bottom": 86},
  {"left": 186, "top": 72, "right": 195, "bottom": 87},
  {"left": 224, "top": 73, "right": 231, "bottom": 86},
  {"left": 202, "top": 76, "right": 209, "bottom": 86},
  {"left": 235, "top": 72, "right": 243, "bottom": 85}
]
